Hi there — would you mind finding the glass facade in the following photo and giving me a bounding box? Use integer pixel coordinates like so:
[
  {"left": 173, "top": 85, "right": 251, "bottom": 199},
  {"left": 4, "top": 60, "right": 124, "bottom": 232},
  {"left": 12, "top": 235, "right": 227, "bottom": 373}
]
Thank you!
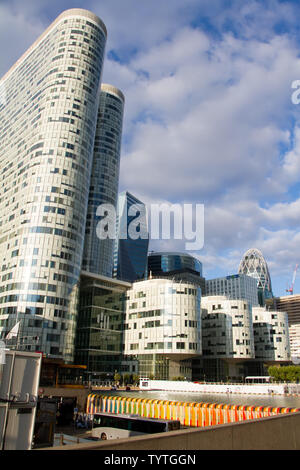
[
  {"left": 238, "top": 248, "right": 273, "bottom": 305},
  {"left": 75, "top": 272, "right": 135, "bottom": 379},
  {"left": 148, "top": 252, "right": 203, "bottom": 276},
  {"left": 113, "top": 191, "right": 149, "bottom": 282},
  {"left": 82, "top": 84, "right": 125, "bottom": 277},
  {"left": 205, "top": 274, "right": 259, "bottom": 308},
  {"left": 0, "top": 9, "right": 107, "bottom": 361},
  {"left": 147, "top": 252, "right": 205, "bottom": 294}
]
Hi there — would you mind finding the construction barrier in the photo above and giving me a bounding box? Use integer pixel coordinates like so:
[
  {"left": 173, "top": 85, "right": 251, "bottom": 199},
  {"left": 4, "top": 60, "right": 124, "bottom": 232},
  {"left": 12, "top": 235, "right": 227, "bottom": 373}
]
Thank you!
[{"left": 86, "top": 394, "right": 300, "bottom": 428}]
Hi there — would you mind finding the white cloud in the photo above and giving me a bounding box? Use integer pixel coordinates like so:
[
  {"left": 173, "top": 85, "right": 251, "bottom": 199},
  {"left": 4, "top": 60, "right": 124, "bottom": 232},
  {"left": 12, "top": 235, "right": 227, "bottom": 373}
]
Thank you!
[{"left": 115, "top": 28, "right": 300, "bottom": 206}]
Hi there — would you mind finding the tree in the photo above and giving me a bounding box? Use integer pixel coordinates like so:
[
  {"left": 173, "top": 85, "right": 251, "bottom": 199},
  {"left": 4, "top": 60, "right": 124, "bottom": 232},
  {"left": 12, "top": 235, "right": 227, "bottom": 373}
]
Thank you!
[
  {"left": 268, "top": 365, "right": 300, "bottom": 382},
  {"left": 132, "top": 374, "right": 140, "bottom": 386},
  {"left": 123, "top": 373, "right": 131, "bottom": 385},
  {"left": 114, "top": 372, "right": 121, "bottom": 384}
]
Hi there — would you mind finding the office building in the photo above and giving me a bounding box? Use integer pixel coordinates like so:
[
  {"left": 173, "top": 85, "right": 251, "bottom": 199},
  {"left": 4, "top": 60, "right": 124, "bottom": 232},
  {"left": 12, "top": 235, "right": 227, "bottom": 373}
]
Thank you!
[
  {"left": 238, "top": 248, "right": 273, "bottom": 305},
  {"left": 201, "top": 296, "right": 255, "bottom": 360},
  {"left": 124, "top": 278, "right": 202, "bottom": 380},
  {"left": 147, "top": 251, "right": 206, "bottom": 293},
  {"left": 82, "top": 84, "right": 125, "bottom": 277},
  {"left": 75, "top": 271, "right": 137, "bottom": 381},
  {"left": 205, "top": 274, "right": 258, "bottom": 308},
  {"left": 266, "top": 294, "right": 300, "bottom": 363},
  {"left": 0, "top": 9, "right": 107, "bottom": 361},
  {"left": 192, "top": 295, "right": 254, "bottom": 382},
  {"left": 252, "top": 306, "right": 290, "bottom": 362},
  {"left": 113, "top": 191, "right": 149, "bottom": 283}
]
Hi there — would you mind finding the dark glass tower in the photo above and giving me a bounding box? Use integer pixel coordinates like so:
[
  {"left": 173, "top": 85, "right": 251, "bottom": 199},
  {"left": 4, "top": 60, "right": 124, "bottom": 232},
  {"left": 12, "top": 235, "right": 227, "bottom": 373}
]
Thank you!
[
  {"left": 82, "top": 84, "right": 125, "bottom": 277},
  {"left": 147, "top": 251, "right": 205, "bottom": 293},
  {"left": 113, "top": 191, "right": 149, "bottom": 282},
  {"left": 148, "top": 251, "right": 203, "bottom": 276}
]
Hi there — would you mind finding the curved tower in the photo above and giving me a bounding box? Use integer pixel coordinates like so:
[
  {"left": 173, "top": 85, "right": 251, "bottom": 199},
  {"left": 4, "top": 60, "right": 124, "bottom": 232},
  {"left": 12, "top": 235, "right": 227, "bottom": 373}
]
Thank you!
[
  {"left": 148, "top": 251, "right": 203, "bottom": 277},
  {"left": 238, "top": 248, "right": 273, "bottom": 305},
  {"left": 0, "top": 9, "right": 107, "bottom": 361},
  {"left": 82, "top": 84, "right": 125, "bottom": 277}
]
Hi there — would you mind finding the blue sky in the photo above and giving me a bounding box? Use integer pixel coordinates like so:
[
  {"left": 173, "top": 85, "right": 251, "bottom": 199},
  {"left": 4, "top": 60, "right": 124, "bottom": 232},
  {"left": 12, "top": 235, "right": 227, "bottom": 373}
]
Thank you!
[{"left": 1, "top": 0, "right": 300, "bottom": 296}]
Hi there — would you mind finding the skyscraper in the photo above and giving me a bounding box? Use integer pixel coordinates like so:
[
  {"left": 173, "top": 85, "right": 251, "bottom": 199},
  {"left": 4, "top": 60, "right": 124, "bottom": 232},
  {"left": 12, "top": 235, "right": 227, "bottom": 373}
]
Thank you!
[
  {"left": 82, "top": 84, "right": 125, "bottom": 277},
  {"left": 0, "top": 9, "right": 107, "bottom": 361},
  {"left": 113, "top": 191, "right": 149, "bottom": 282},
  {"left": 238, "top": 248, "right": 273, "bottom": 306}
]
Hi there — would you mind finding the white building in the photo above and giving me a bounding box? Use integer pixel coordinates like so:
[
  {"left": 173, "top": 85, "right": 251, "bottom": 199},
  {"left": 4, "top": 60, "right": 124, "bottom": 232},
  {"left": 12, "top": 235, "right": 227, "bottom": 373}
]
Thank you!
[
  {"left": 201, "top": 296, "right": 255, "bottom": 359},
  {"left": 124, "top": 278, "right": 202, "bottom": 380},
  {"left": 289, "top": 324, "right": 300, "bottom": 364},
  {"left": 0, "top": 9, "right": 107, "bottom": 361},
  {"left": 252, "top": 307, "right": 291, "bottom": 362}
]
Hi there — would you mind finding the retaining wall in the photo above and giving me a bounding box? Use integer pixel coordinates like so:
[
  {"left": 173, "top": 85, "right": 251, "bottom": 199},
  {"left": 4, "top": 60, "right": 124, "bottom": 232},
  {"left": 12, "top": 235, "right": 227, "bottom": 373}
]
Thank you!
[{"left": 43, "top": 411, "right": 300, "bottom": 450}]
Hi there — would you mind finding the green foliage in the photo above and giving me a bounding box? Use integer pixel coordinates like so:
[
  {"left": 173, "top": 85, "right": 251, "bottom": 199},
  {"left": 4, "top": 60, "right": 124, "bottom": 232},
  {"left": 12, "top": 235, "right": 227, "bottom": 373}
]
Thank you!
[
  {"left": 132, "top": 374, "right": 140, "bottom": 385},
  {"left": 123, "top": 373, "right": 131, "bottom": 385},
  {"left": 114, "top": 372, "right": 121, "bottom": 383},
  {"left": 268, "top": 365, "right": 300, "bottom": 382}
]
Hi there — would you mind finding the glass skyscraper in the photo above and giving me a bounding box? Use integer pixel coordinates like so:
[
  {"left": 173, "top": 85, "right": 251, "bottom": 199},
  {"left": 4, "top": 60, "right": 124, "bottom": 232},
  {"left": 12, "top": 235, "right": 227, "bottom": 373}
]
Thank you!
[
  {"left": 148, "top": 251, "right": 203, "bottom": 276},
  {"left": 82, "top": 84, "right": 125, "bottom": 277},
  {"left": 238, "top": 248, "right": 273, "bottom": 306},
  {"left": 0, "top": 9, "right": 107, "bottom": 361},
  {"left": 113, "top": 191, "right": 149, "bottom": 282}
]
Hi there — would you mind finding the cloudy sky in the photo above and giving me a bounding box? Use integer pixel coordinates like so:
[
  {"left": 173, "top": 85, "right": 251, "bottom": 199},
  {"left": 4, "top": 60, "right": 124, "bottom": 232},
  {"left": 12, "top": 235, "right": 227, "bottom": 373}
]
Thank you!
[{"left": 1, "top": 0, "right": 300, "bottom": 296}]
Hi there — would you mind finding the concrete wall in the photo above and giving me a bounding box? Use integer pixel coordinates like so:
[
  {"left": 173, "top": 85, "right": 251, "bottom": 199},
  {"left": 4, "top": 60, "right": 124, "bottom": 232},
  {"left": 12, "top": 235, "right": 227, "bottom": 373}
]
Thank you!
[
  {"left": 39, "top": 387, "right": 90, "bottom": 411},
  {"left": 44, "top": 411, "right": 300, "bottom": 450}
]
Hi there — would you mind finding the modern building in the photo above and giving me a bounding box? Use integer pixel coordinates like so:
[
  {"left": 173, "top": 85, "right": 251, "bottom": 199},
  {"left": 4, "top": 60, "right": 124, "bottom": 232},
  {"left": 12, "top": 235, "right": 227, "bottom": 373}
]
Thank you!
[
  {"left": 124, "top": 278, "right": 202, "bottom": 380},
  {"left": 201, "top": 296, "right": 255, "bottom": 360},
  {"left": 75, "top": 271, "right": 137, "bottom": 382},
  {"left": 147, "top": 251, "right": 205, "bottom": 293},
  {"left": 113, "top": 191, "right": 149, "bottom": 283},
  {"left": 82, "top": 84, "right": 125, "bottom": 277},
  {"left": 0, "top": 9, "right": 107, "bottom": 362},
  {"left": 192, "top": 295, "right": 254, "bottom": 382},
  {"left": 288, "top": 324, "right": 300, "bottom": 364},
  {"left": 252, "top": 306, "right": 290, "bottom": 362},
  {"left": 266, "top": 294, "right": 300, "bottom": 363},
  {"left": 205, "top": 274, "right": 258, "bottom": 308},
  {"left": 238, "top": 248, "right": 273, "bottom": 305}
]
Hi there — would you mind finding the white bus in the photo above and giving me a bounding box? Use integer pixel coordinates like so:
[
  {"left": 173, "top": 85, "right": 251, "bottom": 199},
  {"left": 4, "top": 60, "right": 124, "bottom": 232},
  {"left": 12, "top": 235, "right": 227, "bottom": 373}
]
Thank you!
[
  {"left": 245, "top": 376, "right": 271, "bottom": 384},
  {"left": 91, "top": 413, "right": 181, "bottom": 440}
]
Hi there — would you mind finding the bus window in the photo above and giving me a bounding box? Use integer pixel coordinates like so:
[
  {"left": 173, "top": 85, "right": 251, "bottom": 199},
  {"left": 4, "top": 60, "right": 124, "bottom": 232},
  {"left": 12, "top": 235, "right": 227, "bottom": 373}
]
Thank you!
[{"left": 92, "top": 413, "right": 180, "bottom": 440}]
